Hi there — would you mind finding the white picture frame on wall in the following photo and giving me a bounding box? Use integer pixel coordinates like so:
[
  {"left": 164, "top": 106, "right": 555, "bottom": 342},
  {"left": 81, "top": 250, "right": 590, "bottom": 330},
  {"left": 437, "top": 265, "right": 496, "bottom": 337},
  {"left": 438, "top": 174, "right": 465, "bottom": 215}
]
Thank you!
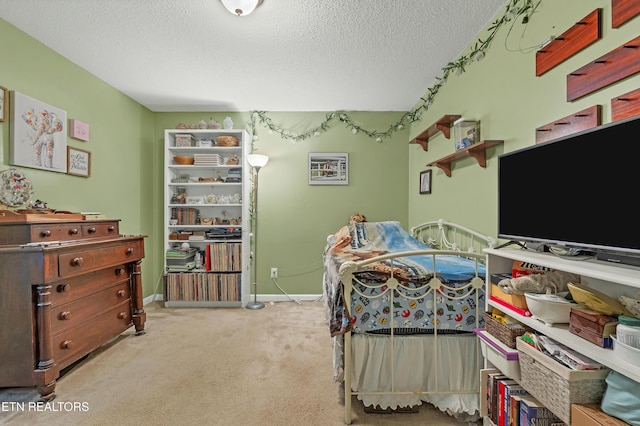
[
  {"left": 10, "top": 91, "right": 68, "bottom": 173},
  {"left": 308, "top": 152, "right": 349, "bottom": 185}
]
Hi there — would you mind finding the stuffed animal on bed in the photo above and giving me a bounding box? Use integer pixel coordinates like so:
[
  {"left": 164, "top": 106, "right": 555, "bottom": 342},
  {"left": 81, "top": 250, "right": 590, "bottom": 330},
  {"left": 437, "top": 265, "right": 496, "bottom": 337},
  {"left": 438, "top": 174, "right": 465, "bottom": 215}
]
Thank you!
[{"left": 349, "top": 213, "right": 367, "bottom": 224}]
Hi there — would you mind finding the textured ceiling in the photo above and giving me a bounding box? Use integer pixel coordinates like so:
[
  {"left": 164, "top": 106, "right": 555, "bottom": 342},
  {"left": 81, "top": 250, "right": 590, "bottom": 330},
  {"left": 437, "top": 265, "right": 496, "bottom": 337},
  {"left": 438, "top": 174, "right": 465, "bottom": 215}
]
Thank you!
[{"left": 0, "top": 0, "right": 507, "bottom": 112}]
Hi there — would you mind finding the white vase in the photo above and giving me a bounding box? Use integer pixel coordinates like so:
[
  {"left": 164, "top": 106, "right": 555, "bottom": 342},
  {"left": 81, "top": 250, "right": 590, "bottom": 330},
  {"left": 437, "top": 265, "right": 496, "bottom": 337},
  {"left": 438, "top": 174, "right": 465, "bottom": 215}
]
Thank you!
[{"left": 223, "top": 117, "right": 233, "bottom": 129}]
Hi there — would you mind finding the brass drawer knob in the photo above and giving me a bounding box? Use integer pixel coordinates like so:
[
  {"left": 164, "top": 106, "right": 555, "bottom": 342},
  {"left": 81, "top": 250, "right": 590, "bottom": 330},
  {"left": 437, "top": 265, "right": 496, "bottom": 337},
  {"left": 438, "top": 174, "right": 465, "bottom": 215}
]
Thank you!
[
  {"left": 69, "top": 228, "right": 79, "bottom": 235},
  {"left": 58, "top": 284, "right": 72, "bottom": 293},
  {"left": 118, "top": 312, "right": 127, "bottom": 319},
  {"left": 108, "top": 226, "right": 116, "bottom": 232},
  {"left": 126, "top": 247, "right": 134, "bottom": 255},
  {"left": 59, "top": 311, "right": 72, "bottom": 320},
  {"left": 61, "top": 340, "right": 73, "bottom": 349},
  {"left": 115, "top": 268, "right": 125, "bottom": 276},
  {"left": 71, "top": 257, "right": 85, "bottom": 267},
  {"left": 117, "top": 289, "right": 126, "bottom": 298},
  {"left": 40, "top": 230, "right": 51, "bottom": 238},
  {"left": 87, "top": 227, "right": 97, "bottom": 234}
]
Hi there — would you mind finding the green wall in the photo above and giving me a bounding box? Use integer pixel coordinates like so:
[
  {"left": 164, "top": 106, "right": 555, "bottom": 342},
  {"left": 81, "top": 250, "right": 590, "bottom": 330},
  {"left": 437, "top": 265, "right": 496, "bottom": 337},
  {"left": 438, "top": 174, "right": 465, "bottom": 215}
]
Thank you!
[
  {"left": 154, "top": 112, "right": 408, "bottom": 296},
  {"left": 408, "top": 0, "right": 640, "bottom": 237},
  {"left": 2, "top": 0, "right": 639, "bottom": 298},
  {"left": 0, "top": 19, "right": 158, "bottom": 295}
]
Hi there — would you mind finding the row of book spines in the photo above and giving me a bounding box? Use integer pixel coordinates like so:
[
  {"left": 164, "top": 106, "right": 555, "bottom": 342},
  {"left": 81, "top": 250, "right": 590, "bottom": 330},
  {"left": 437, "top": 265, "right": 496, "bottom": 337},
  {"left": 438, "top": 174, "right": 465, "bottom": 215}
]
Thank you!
[
  {"left": 487, "top": 372, "right": 565, "bottom": 426},
  {"left": 204, "top": 243, "right": 241, "bottom": 271},
  {"left": 166, "top": 272, "right": 241, "bottom": 302}
]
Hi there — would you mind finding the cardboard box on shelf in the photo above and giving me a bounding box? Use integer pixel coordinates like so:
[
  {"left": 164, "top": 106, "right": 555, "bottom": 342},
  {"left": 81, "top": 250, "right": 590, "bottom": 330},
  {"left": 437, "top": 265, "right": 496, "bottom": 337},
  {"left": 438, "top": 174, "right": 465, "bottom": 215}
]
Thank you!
[{"left": 571, "top": 404, "right": 629, "bottom": 426}]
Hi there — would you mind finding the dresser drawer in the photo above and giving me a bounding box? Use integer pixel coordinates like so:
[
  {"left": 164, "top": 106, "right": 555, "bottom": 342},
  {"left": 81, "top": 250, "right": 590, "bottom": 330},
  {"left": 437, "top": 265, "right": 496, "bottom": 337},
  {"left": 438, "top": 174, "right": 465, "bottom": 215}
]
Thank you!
[
  {"left": 51, "top": 265, "right": 130, "bottom": 305},
  {"left": 50, "top": 281, "right": 131, "bottom": 335},
  {"left": 52, "top": 301, "right": 132, "bottom": 370},
  {"left": 80, "top": 222, "right": 119, "bottom": 239},
  {"left": 57, "top": 239, "right": 144, "bottom": 278},
  {"left": 29, "top": 221, "right": 119, "bottom": 243}
]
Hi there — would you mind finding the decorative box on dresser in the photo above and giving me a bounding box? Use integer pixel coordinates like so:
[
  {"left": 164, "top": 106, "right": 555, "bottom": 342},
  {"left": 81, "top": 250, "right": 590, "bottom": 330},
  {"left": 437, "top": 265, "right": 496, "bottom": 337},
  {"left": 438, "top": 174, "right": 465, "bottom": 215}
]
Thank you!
[
  {"left": 0, "top": 217, "right": 146, "bottom": 401},
  {"left": 481, "top": 247, "right": 640, "bottom": 425}
]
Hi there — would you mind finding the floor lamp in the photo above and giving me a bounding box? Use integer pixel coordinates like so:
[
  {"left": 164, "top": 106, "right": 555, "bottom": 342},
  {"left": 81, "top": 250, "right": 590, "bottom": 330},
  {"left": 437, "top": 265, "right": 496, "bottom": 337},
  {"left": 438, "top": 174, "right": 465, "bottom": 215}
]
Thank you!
[{"left": 246, "top": 153, "right": 269, "bottom": 310}]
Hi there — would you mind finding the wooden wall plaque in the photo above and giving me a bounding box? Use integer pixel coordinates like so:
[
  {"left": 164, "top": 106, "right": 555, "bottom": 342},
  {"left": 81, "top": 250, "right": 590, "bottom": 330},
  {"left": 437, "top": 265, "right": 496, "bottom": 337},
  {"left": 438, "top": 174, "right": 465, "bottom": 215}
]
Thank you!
[
  {"left": 612, "top": 0, "right": 640, "bottom": 28},
  {"left": 611, "top": 88, "right": 640, "bottom": 121},
  {"left": 535, "top": 105, "right": 601, "bottom": 144},
  {"left": 536, "top": 9, "right": 601, "bottom": 77},
  {"left": 567, "top": 35, "right": 640, "bottom": 102}
]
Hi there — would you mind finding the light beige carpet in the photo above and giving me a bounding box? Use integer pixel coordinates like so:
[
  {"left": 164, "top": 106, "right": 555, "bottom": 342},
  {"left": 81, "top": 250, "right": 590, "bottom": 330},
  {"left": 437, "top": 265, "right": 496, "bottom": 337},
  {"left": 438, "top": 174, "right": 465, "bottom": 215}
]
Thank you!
[{"left": 1, "top": 301, "right": 476, "bottom": 425}]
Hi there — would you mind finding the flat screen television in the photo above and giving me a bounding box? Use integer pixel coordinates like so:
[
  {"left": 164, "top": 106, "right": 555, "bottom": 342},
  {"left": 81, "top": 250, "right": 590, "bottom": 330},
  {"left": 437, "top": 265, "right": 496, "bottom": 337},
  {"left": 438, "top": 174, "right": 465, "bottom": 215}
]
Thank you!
[{"left": 498, "top": 114, "right": 640, "bottom": 260}]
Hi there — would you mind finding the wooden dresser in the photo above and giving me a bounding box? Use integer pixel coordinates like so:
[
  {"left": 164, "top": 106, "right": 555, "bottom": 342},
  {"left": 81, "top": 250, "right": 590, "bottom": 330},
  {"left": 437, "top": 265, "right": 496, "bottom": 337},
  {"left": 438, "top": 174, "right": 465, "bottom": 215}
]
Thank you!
[{"left": 0, "top": 218, "right": 146, "bottom": 401}]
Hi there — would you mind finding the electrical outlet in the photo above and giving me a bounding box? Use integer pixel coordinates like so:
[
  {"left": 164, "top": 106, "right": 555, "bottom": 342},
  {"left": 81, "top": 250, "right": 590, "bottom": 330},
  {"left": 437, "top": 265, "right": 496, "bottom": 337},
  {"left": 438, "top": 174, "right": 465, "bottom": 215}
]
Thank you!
[{"left": 270, "top": 267, "right": 278, "bottom": 278}]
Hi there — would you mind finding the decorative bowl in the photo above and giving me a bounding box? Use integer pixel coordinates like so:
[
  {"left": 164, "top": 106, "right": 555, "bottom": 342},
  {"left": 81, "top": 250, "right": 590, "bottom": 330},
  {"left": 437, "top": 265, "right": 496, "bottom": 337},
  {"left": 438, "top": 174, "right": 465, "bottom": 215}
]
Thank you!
[
  {"left": 524, "top": 292, "right": 578, "bottom": 326},
  {"left": 173, "top": 156, "right": 194, "bottom": 165}
]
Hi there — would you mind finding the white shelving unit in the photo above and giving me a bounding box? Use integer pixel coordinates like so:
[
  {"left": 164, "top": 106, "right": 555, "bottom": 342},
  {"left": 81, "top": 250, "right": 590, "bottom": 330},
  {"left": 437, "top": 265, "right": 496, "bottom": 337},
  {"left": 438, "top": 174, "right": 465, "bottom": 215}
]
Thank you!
[
  {"left": 163, "top": 129, "right": 251, "bottom": 308},
  {"left": 482, "top": 248, "right": 640, "bottom": 425},
  {"left": 484, "top": 247, "right": 640, "bottom": 383}
]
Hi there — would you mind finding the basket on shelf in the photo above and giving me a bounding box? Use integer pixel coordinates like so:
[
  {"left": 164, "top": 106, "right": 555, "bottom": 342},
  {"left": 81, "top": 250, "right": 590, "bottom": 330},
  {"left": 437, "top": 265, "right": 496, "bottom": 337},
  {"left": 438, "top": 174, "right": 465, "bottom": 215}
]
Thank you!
[
  {"left": 483, "top": 311, "right": 530, "bottom": 348},
  {"left": 516, "top": 338, "right": 609, "bottom": 424},
  {"left": 216, "top": 136, "right": 239, "bottom": 147}
]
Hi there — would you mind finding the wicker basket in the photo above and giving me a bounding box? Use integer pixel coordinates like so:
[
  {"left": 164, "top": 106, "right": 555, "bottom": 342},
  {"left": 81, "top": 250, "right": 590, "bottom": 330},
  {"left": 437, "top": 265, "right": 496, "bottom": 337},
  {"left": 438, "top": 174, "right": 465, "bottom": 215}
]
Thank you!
[
  {"left": 483, "top": 311, "right": 529, "bottom": 348},
  {"left": 216, "top": 135, "right": 239, "bottom": 146},
  {"left": 516, "top": 338, "right": 609, "bottom": 424}
]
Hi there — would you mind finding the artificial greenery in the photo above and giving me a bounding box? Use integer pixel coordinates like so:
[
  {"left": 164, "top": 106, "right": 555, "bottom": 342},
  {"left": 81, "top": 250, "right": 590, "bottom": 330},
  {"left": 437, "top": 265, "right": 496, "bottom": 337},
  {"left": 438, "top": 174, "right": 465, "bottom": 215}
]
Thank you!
[{"left": 248, "top": 0, "right": 541, "bottom": 144}]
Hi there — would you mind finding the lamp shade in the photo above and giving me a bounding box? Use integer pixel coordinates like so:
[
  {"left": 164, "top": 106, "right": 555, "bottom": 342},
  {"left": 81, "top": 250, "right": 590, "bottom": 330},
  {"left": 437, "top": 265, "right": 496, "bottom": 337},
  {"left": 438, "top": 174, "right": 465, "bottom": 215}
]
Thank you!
[
  {"left": 247, "top": 154, "right": 269, "bottom": 169},
  {"left": 220, "top": 0, "right": 263, "bottom": 16}
]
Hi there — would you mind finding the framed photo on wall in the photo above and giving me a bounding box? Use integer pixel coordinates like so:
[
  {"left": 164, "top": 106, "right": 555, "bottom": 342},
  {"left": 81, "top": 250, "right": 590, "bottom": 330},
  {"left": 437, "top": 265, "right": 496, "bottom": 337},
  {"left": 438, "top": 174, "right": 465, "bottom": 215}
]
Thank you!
[
  {"left": 419, "top": 169, "right": 432, "bottom": 194},
  {"left": 308, "top": 152, "right": 349, "bottom": 185},
  {"left": 10, "top": 91, "right": 68, "bottom": 173},
  {"left": 0, "top": 86, "right": 7, "bottom": 122},
  {"left": 67, "top": 146, "right": 91, "bottom": 177}
]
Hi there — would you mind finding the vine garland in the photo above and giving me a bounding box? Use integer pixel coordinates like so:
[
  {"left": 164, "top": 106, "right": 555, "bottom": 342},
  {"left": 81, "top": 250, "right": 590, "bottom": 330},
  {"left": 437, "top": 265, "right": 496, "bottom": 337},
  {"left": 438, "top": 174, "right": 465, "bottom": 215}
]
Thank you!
[{"left": 248, "top": 0, "right": 541, "bottom": 144}]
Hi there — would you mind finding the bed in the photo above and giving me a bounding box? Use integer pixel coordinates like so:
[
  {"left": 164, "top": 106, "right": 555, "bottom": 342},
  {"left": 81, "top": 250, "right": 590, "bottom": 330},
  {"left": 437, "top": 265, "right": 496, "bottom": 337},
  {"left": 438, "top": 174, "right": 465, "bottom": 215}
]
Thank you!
[{"left": 322, "top": 219, "right": 497, "bottom": 424}]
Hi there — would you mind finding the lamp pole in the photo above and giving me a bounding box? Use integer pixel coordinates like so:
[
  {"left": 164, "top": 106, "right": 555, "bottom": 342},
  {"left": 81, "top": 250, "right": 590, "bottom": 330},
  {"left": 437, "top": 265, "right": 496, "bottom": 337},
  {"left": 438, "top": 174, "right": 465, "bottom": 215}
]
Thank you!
[{"left": 246, "top": 154, "right": 268, "bottom": 310}]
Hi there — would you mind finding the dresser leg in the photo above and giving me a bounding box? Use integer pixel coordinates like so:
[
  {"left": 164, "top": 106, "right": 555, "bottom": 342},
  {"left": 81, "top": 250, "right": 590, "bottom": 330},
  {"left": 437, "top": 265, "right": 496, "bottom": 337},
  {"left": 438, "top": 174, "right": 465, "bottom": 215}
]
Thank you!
[{"left": 131, "top": 260, "right": 146, "bottom": 335}]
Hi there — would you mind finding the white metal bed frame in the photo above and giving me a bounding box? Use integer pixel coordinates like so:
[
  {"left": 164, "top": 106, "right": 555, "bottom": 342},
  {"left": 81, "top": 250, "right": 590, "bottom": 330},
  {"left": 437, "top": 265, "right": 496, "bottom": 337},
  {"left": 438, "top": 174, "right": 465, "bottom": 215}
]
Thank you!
[{"left": 336, "top": 219, "right": 497, "bottom": 424}]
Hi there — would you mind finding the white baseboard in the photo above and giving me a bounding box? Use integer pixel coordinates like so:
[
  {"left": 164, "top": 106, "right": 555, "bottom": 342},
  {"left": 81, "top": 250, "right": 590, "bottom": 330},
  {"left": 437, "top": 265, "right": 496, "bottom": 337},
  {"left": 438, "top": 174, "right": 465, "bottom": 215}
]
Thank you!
[{"left": 144, "top": 293, "right": 323, "bottom": 306}]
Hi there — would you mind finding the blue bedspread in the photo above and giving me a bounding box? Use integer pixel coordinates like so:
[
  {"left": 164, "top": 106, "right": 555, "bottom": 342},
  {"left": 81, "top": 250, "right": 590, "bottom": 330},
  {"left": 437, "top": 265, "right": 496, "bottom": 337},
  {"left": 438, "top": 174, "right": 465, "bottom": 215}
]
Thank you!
[{"left": 323, "top": 221, "right": 485, "bottom": 336}]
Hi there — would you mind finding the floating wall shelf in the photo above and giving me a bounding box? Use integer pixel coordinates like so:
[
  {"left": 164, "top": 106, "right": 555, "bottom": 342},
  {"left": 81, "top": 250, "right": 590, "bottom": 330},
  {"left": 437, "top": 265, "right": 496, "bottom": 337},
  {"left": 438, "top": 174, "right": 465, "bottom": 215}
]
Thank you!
[
  {"left": 536, "top": 9, "right": 601, "bottom": 77},
  {"left": 535, "top": 105, "right": 601, "bottom": 144},
  {"left": 612, "top": 0, "right": 640, "bottom": 28},
  {"left": 409, "top": 114, "right": 461, "bottom": 151},
  {"left": 567, "top": 35, "right": 640, "bottom": 102},
  {"left": 426, "top": 140, "right": 503, "bottom": 177},
  {"left": 611, "top": 88, "right": 640, "bottom": 121}
]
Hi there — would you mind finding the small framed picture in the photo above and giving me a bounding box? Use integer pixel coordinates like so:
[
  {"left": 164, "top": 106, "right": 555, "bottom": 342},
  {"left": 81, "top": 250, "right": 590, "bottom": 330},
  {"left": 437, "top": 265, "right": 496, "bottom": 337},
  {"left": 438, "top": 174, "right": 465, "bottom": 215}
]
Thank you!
[
  {"left": 67, "top": 146, "right": 91, "bottom": 177},
  {"left": 0, "top": 86, "right": 7, "bottom": 122},
  {"left": 419, "top": 170, "right": 432, "bottom": 194},
  {"left": 308, "top": 152, "right": 349, "bottom": 185}
]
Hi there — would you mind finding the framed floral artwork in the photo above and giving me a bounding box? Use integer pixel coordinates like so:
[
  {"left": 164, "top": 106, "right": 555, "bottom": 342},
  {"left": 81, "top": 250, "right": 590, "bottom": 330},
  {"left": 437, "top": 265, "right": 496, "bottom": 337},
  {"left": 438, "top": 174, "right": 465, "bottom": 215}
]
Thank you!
[{"left": 10, "top": 91, "right": 67, "bottom": 173}]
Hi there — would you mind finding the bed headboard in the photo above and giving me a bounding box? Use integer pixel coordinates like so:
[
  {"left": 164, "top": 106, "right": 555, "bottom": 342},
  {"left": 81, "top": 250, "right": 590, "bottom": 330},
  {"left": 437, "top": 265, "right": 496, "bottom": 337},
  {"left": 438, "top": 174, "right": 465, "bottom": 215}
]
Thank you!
[{"left": 411, "top": 219, "right": 497, "bottom": 257}]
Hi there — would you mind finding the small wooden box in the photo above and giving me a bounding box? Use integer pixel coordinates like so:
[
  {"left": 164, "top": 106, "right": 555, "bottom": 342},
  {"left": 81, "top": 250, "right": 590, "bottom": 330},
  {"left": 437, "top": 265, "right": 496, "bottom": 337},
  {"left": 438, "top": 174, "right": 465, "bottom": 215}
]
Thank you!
[{"left": 569, "top": 307, "right": 617, "bottom": 348}]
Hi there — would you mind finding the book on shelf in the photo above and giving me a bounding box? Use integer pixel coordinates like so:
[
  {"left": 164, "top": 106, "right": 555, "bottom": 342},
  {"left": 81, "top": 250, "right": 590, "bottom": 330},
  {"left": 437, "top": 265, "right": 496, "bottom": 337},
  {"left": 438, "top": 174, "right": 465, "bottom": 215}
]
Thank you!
[
  {"left": 165, "top": 272, "right": 241, "bottom": 302},
  {"left": 490, "top": 295, "right": 532, "bottom": 317}
]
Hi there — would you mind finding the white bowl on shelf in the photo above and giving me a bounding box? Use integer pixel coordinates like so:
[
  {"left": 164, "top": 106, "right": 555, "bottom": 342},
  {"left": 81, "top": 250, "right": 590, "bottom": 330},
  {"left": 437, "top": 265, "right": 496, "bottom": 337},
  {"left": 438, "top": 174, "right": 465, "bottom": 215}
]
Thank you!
[{"left": 524, "top": 292, "right": 578, "bottom": 326}]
